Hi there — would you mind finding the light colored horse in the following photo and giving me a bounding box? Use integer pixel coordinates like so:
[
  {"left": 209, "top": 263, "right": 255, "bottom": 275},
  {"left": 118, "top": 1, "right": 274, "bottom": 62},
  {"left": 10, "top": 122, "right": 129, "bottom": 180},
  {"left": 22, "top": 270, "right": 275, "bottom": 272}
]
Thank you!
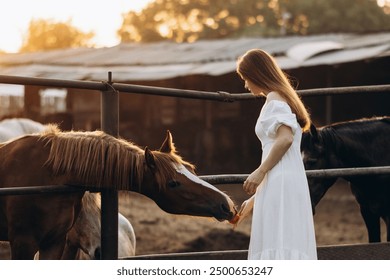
[
  {"left": 62, "top": 192, "right": 136, "bottom": 259},
  {"left": 0, "top": 118, "right": 136, "bottom": 259},
  {"left": 0, "top": 118, "right": 46, "bottom": 142}
]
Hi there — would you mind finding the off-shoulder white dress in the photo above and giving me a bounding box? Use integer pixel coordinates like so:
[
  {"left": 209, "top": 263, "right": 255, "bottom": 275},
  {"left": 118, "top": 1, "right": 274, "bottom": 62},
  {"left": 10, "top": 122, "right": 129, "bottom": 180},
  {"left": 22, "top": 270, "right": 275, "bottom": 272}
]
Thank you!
[{"left": 248, "top": 98, "right": 317, "bottom": 260}]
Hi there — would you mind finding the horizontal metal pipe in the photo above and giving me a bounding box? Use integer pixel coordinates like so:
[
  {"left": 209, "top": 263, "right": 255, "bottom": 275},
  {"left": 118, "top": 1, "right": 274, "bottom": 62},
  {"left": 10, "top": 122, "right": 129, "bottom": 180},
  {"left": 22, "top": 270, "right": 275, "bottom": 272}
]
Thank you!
[
  {"left": 0, "top": 185, "right": 98, "bottom": 196},
  {"left": 298, "top": 84, "right": 390, "bottom": 97},
  {"left": 113, "top": 83, "right": 255, "bottom": 101},
  {"left": 200, "top": 166, "right": 390, "bottom": 185},
  {"left": 0, "top": 166, "right": 389, "bottom": 196},
  {"left": 127, "top": 242, "right": 390, "bottom": 260},
  {"left": 305, "top": 166, "right": 390, "bottom": 178},
  {"left": 0, "top": 74, "right": 252, "bottom": 102},
  {"left": 0, "top": 74, "right": 105, "bottom": 91},
  {"left": 0, "top": 75, "right": 389, "bottom": 101},
  {"left": 200, "top": 174, "right": 248, "bottom": 184}
]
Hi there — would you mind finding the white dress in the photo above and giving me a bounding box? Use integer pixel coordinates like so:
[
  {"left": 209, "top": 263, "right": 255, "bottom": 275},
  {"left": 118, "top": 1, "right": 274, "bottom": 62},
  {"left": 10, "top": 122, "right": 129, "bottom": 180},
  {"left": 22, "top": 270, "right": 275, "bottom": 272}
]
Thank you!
[{"left": 248, "top": 99, "right": 317, "bottom": 260}]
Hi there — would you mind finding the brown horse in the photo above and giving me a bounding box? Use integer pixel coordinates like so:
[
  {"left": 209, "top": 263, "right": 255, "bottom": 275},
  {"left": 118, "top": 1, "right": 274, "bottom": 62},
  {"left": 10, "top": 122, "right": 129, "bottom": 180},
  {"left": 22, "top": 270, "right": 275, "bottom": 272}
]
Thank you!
[
  {"left": 0, "top": 126, "right": 236, "bottom": 259},
  {"left": 0, "top": 118, "right": 136, "bottom": 259}
]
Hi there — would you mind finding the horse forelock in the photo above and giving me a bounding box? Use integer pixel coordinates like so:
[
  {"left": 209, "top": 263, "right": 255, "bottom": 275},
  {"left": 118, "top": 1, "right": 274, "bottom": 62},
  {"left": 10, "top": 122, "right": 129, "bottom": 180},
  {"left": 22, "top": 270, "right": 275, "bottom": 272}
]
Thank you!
[
  {"left": 40, "top": 123, "right": 62, "bottom": 136},
  {"left": 150, "top": 150, "right": 196, "bottom": 190},
  {"left": 43, "top": 128, "right": 145, "bottom": 190},
  {"left": 69, "top": 192, "right": 102, "bottom": 252},
  {"left": 81, "top": 192, "right": 101, "bottom": 214}
]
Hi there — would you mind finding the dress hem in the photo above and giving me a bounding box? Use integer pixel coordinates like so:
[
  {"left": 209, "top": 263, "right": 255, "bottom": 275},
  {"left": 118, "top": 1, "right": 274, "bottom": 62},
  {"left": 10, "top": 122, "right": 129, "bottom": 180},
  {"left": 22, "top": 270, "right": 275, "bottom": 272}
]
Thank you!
[{"left": 248, "top": 248, "right": 316, "bottom": 260}]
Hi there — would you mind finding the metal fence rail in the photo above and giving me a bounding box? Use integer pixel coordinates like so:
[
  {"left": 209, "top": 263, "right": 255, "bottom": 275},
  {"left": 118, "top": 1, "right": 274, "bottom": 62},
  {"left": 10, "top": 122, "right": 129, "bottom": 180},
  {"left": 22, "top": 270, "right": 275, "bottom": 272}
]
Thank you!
[
  {"left": 1, "top": 166, "right": 389, "bottom": 196},
  {"left": 127, "top": 242, "right": 390, "bottom": 260},
  {"left": 1, "top": 74, "right": 389, "bottom": 100},
  {"left": 199, "top": 166, "right": 390, "bottom": 185}
]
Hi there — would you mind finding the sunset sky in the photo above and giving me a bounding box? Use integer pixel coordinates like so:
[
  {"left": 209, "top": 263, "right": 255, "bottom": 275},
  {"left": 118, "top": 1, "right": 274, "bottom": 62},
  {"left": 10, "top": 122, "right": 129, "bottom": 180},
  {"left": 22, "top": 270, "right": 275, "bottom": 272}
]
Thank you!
[
  {"left": 0, "top": 0, "right": 153, "bottom": 53},
  {"left": 1, "top": 0, "right": 389, "bottom": 53}
]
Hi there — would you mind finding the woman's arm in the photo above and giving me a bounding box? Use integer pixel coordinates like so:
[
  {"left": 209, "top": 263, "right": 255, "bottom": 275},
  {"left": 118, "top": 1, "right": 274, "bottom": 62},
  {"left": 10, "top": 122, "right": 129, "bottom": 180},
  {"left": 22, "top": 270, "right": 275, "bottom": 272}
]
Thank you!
[{"left": 243, "top": 124, "right": 294, "bottom": 195}]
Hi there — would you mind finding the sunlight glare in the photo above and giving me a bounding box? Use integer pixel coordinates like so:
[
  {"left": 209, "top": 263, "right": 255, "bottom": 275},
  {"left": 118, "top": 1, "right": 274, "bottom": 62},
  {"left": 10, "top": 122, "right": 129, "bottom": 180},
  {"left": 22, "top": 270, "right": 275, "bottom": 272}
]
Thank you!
[
  {"left": 158, "top": 24, "right": 170, "bottom": 37},
  {"left": 377, "top": 0, "right": 390, "bottom": 13},
  {"left": 0, "top": 0, "right": 153, "bottom": 53},
  {"left": 377, "top": 0, "right": 387, "bottom": 7}
]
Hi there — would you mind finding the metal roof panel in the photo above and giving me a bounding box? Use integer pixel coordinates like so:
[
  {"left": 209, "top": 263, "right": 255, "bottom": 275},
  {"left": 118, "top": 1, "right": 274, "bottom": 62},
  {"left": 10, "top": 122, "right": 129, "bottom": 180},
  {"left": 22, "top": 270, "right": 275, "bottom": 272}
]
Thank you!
[{"left": 1, "top": 33, "right": 389, "bottom": 82}]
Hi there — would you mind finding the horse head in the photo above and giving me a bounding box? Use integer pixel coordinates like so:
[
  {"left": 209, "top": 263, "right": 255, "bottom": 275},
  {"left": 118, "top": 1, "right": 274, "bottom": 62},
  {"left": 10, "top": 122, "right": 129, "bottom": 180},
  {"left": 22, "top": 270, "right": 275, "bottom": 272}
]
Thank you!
[
  {"left": 62, "top": 192, "right": 136, "bottom": 260},
  {"left": 140, "top": 131, "right": 237, "bottom": 221},
  {"left": 61, "top": 192, "right": 102, "bottom": 259},
  {"left": 301, "top": 124, "right": 338, "bottom": 214}
]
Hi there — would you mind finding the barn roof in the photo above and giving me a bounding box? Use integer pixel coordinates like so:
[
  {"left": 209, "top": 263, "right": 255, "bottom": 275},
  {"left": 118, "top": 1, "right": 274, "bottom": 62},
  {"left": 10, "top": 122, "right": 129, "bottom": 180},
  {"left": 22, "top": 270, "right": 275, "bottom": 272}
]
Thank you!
[{"left": 0, "top": 33, "right": 389, "bottom": 82}]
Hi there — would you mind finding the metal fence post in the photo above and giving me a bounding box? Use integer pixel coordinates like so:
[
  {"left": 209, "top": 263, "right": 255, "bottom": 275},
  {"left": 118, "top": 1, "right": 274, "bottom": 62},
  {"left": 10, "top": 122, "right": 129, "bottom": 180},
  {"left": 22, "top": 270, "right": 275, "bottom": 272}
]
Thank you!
[{"left": 100, "top": 72, "right": 119, "bottom": 259}]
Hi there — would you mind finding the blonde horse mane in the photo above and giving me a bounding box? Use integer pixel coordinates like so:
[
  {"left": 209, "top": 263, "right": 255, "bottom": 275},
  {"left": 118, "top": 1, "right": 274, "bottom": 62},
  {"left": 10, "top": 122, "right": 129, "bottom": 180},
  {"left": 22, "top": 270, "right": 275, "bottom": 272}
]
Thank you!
[
  {"left": 41, "top": 125, "right": 194, "bottom": 190},
  {"left": 81, "top": 192, "right": 101, "bottom": 214}
]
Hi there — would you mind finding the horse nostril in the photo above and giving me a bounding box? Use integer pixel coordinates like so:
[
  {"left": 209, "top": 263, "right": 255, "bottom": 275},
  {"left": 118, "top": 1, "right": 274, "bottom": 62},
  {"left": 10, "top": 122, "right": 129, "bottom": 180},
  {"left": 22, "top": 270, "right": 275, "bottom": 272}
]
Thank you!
[{"left": 94, "top": 247, "right": 101, "bottom": 260}]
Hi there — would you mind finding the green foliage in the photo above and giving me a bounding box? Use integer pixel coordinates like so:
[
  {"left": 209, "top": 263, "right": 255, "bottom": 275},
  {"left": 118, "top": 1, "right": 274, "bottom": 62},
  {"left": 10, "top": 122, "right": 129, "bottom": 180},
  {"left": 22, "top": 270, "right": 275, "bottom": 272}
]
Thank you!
[
  {"left": 20, "top": 19, "right": 95, "bottom": 53},
  {"left": 279, "top": 0, "right": 390, "bottom": 35},
  {"left": 117, "top": 0, "right": 280, "bottom": 43},
  {"left": 118, "top": 0, "right": 390, "bottom": 43}
]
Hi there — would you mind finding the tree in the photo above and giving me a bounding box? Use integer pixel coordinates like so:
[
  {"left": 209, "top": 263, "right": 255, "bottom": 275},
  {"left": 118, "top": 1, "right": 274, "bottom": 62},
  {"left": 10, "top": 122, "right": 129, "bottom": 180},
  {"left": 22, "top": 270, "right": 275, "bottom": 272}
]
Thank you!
[
  {"left": 117, "top": 0, "right": 279, "bottom": 43},
  {"left": 278, "top": 0, "right": 390, "bottom": 35},
  {"left": 118, "top": 0, "right": 390, "bottom": 43},
  {"left": 20, "top": 19, "right": 95, "bottom": 52}
]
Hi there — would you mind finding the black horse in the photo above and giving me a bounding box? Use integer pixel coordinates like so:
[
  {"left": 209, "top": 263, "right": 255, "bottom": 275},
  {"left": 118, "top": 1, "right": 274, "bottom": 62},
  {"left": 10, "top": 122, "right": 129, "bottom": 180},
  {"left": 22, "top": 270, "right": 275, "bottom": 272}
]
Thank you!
[{"left": 301, "top": 116, "right": 390, "bottom": 243}]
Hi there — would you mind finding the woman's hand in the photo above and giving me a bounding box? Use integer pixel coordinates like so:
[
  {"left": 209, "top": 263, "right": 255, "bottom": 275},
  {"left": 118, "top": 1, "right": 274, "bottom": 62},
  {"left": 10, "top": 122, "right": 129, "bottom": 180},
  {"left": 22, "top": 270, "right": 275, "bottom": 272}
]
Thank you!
[
  {"left": 243, "top": 168, "right": 266, "bottom": 195},
  {"left": 232, "top": 195, "right": 255, "bottom": 228},
  {"left": 239, "top": 196, "right": 254, "bottom": 219}
]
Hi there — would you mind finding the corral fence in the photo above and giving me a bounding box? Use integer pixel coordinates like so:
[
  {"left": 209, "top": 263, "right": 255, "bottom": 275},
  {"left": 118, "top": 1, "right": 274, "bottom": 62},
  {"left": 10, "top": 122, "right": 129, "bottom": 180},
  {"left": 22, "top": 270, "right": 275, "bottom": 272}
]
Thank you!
[{"left": 0, "top": 74, "right": 389, "bottom": 260}]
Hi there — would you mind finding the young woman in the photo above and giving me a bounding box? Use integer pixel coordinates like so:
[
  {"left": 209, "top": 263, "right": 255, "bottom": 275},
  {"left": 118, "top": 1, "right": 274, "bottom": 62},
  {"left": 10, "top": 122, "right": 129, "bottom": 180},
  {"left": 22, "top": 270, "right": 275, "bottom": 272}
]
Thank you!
[{"left": 235, "top": 49, "right": 317, "bottom": 260}]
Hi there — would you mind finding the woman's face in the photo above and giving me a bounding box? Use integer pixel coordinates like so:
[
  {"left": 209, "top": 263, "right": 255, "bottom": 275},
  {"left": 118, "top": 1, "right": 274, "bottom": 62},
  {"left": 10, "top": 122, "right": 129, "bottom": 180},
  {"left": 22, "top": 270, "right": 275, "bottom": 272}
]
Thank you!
[{"left": 244, "top": 79, "right": 264, "bottom": 96}]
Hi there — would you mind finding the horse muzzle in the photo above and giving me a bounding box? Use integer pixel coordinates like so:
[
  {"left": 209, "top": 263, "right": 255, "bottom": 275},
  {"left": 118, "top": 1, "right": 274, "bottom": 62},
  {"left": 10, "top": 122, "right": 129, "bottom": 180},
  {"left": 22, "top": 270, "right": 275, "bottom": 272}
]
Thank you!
[{"left": 215, "top": 199, "right": 237, "bottom": 221}]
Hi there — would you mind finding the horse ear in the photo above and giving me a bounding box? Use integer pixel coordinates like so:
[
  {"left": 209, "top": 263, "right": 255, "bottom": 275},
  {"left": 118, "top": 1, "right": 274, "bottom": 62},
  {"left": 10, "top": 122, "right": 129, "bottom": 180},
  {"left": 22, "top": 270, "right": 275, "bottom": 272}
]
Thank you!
[
  {"left": 309, "top": 124, "right": 319, "bottom": 142},
  {"left": 144, "top": 147, "right": 156, "bottom": 170},
  {"left": 309, "top": 124, "right": 325, "bottom": 154},
  {"left": 159, "top": 130, "right": 176, "bottom": 153}
]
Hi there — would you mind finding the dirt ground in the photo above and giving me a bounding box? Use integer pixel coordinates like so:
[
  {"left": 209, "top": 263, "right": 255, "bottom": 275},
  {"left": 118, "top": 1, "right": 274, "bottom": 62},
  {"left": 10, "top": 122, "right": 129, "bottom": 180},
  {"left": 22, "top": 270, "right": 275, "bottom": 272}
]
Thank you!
[{"left": 0, "top": 179, "right": 385, "bottom": 259}]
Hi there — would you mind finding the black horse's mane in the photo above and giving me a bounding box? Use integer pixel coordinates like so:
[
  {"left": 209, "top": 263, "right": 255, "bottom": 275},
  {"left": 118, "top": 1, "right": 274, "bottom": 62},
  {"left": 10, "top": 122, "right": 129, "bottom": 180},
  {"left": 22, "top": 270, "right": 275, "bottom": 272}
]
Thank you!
[
  {"left": 318, "top": 116, "right": 390, "bottom": 156},
  {"left": 323, "top": 116, "right": 389, "bottom": 128},
  {"left": 320, "top": 116, "right": 389, "bottom": 137}
]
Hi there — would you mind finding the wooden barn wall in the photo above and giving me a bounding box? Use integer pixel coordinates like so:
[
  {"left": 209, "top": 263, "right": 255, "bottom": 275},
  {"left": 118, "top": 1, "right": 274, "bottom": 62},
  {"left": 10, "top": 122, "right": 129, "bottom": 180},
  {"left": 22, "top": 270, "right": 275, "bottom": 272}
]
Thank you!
[
  {"left": 291, "top": 56, "right": 390, "bottom": 126},
  {"left": 117, "top": 75, "right": 263, "bottom": 174}
]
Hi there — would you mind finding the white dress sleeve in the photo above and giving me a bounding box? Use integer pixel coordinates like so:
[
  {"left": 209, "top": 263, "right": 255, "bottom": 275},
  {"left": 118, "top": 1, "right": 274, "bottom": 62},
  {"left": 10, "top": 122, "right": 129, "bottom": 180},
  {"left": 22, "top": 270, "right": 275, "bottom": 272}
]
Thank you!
[{"left": 260, "top": 100, "right": 298, "bottom": 138}]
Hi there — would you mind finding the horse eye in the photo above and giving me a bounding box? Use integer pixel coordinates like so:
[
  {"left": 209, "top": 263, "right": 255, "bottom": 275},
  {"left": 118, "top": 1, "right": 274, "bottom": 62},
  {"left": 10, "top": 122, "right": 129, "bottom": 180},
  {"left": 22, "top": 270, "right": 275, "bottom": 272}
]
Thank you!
[{"left": 168, "top": 180, "right": 181, "bottom": 188}]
